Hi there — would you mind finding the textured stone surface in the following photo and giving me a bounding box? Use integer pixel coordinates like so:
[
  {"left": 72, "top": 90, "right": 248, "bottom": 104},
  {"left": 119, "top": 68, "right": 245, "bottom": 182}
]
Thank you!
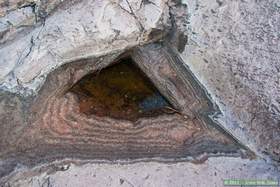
[
  {"left": 0, "top": 44, "right": 252, "bottom": 184},
  {"left": 181, "top": 0, "right": 280, "bottom": 162},
  {"left": 0, "top": 0, "right": 170, "bottom": 95},
  {"left": 6, "top": 157, "right": 280, "bottom": 187},
  {"left": 0, "top": 0, "right": 280, "bottom": 186}
]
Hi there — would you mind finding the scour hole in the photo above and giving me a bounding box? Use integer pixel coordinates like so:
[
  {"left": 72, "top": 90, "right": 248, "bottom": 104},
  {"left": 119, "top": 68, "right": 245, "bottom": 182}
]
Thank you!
[{"left": 70, "top": 57, "right": 174, "bottom": 121}]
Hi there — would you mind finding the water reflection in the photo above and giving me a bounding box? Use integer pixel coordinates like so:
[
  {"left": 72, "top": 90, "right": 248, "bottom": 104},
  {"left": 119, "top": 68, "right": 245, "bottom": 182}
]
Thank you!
[{"left": 70, "top": 58, "right": 173, "bottom": 121}]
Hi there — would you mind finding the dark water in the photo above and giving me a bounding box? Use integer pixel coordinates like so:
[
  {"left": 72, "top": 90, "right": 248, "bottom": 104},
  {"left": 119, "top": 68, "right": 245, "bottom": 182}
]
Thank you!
[{"left": 70, "top": 58, "right": 173, "bottom": 121}]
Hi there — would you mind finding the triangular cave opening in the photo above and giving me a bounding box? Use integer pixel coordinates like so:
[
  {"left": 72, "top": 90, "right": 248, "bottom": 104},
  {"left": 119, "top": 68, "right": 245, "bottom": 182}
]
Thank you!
[
  {"left": 69, "top": 57, "right": 175, "bottom": 121},
  {"left": 0, "top": 44, "right": 255, "bottom": 180}
]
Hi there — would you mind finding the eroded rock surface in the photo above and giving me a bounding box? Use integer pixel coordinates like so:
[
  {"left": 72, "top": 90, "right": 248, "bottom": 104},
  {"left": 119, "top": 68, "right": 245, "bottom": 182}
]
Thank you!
[
  {"left": 182, "top": 0, "right": 280, "bottom": 162},
  {"left": 0, "top": 0, "right": 280, "bottom": 186},
  {"left": 0, "top": 43, "right": 253, "bottom": 184},
  {"left": 0, "top": 0, "right": 170, "bottom": 95},
  {"left": 6, "top": 158, "right": 280, "bottom": 187}
]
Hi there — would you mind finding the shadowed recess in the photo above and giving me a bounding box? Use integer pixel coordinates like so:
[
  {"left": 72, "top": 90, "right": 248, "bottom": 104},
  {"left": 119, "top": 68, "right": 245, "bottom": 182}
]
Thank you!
[
  {"left": 70, "top": 58, "right": 174, "bottom": 121},
  {"left": 0, "top": 44, "right": 254, "bottom": 183}
]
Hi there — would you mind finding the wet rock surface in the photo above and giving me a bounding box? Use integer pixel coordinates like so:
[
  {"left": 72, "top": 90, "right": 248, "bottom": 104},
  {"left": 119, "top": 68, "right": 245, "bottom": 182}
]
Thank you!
[{"left": 70, "top": 58, "right": 172, "bottom": 121}]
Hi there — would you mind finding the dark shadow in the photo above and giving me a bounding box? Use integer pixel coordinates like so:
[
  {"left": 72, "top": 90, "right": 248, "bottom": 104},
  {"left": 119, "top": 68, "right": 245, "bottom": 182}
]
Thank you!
[{"left": 69, "top": 57, "right": 174, "bottom": 121}]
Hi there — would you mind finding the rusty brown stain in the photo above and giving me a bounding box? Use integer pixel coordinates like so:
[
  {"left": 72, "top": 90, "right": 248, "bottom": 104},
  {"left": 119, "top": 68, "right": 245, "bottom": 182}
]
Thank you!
[{"left": 70, "top": 58, "right": 173, "bottom": 121}]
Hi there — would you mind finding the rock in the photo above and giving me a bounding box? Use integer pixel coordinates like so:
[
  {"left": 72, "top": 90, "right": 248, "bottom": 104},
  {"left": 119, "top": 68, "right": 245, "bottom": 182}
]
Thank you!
[
  {"left": 0, "top": 0, "right": 280, "bottom": 185},
  {"left": 180, "top": 0, "right": 280, "bottom": 162},
  {"left": 0, "top": 0, "right": 171, "bottom": 95}
]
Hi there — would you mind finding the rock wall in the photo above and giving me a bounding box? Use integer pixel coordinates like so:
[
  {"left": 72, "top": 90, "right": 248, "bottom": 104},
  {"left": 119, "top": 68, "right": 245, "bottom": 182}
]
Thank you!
[
  {"left": 180, "top": 0, "right": 280, "bottom": 162},
  {"left": 0, "top": 0, "right": 279, "bottom": 184},
  {"left": 0, "top": 0, "right": 170, "bottom": 95}
]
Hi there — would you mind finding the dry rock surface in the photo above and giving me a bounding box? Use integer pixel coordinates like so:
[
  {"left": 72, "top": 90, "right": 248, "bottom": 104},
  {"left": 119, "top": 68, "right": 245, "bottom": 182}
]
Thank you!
[
  {"left": 0, "top": 0, "right": 170, "bottom": 94},
  {"left": 182, "top": 0, "right": 280, "bottom": 162},
  {"left": 6, "top": 158, "right": 280, "bottom": 187}
]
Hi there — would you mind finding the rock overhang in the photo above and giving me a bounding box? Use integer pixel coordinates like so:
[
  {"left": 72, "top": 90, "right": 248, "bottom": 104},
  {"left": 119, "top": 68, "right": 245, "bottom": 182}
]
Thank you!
[
  {"left": 0, "top": 42, "right": 254, "bottom": 182},
  {"left": 0, "top": 0, "right": 171, "bottom": 96}
]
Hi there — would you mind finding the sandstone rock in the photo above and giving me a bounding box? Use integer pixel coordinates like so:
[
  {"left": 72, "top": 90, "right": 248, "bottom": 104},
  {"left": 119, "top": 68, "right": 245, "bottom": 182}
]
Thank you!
[{"left": 0, "top": 0, "right": 280, "bottom": 185}]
